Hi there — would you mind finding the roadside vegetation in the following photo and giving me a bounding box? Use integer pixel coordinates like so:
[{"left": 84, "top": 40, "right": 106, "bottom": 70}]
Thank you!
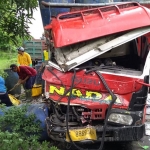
[
  {"left": 0, "top": 49, "right": 17, "bottom": 78},
  {"left": 0, "top": 104, "right": 58, "bottom": 150},
  {"left": 0, "top": 0, "right": 37, "bottom": 76},
  {"left": 0, "top": 0, "right": 37, "bottom": 73},
  {"left": 0, "top": 0, "right": 37, "bottom": 45},
  {"left": 0, "top": 51, "right": 17, "bottom": 70},
  {"left": 0, "top": 1, "right": 58, "bottom": 149}
]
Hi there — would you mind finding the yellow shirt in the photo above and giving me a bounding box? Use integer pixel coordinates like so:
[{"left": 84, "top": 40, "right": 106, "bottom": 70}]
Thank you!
[
  {"left": 43, "top": 50, "right": 49, "bottom": 61},
  {"left": 17, "top": 52, "right": 32, "bottom": 66}
]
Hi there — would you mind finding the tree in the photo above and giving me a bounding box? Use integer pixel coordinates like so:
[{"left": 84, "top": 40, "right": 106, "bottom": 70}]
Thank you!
[{"left": 0, "top": 0, "right": 38, "bottom": 47}]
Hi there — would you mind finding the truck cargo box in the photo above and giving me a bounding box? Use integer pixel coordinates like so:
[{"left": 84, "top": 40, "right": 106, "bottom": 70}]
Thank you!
[{"left": 23, "top": 39, "right": 47, "bottom": 61}]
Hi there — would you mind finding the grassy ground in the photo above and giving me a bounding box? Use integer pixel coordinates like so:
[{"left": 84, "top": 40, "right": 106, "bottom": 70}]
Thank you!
[{"left": 0, "top": 52, "right": 17, "bottom": 70}]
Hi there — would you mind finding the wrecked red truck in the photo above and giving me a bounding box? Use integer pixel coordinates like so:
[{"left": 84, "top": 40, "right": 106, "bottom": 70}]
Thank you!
[{"left": 41, "top": 2, "right": 150, "bottom": 147}]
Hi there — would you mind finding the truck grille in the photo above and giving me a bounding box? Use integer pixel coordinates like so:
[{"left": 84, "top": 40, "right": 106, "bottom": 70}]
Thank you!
[{"left": 82, "top": 109, "right": 105, "bottom": 120}]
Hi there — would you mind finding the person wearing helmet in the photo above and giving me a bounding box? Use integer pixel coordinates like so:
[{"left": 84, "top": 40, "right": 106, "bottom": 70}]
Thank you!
[{"left": 17, "top": 47, "right": 32, "bottom": 67}]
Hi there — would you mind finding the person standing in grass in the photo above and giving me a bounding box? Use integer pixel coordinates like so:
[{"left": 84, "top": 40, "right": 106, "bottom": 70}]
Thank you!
[
  {"left": 17, "top": 47, "right": 32, "bottom": 67},
  {"left": 0, "top": 76, "right": 12, "bottom": 106}
]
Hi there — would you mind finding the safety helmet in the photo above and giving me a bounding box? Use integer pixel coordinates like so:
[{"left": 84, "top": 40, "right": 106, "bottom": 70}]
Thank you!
[{"left": 17, "top": 47, "right": 24, "bottom": 51}]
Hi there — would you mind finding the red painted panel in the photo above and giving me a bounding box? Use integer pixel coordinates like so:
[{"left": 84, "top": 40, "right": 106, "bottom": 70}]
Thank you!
[
  {"left": 45, "top": 3, "right": 150, "bottom": 47},
  {"left": 42, "top": 67, "right": 143, "bottom": 110}
]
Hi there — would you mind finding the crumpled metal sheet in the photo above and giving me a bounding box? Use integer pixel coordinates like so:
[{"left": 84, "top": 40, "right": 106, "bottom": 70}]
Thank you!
[{"left": 52, "top": 26, "right": 150, "bottom": 72}]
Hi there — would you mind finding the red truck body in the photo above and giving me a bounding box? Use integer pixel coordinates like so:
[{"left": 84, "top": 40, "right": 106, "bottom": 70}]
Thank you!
[
  {"left": 45, "top": 2, "right": 150, "bottom": 47},
  {"left": 43, "top": 68, "right": 143, "bottom": 111},
  {"left": 42, "top": 2, "right": 150, "bottom": 145}
]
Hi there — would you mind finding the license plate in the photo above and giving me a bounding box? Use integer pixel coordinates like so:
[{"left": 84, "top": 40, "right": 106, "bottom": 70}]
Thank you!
[{"left": 66, "top": 127, "right": 97, "bottom": 142}]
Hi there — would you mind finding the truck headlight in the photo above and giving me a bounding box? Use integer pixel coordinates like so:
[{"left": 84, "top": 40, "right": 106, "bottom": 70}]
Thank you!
[{"left": 108, "top": 113, "right": 133, "bottom": 125}]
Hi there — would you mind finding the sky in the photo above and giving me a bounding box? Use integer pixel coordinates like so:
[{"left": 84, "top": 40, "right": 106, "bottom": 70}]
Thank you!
[{"left": 28, "top": 8, "right": 44, "bottom": 39}]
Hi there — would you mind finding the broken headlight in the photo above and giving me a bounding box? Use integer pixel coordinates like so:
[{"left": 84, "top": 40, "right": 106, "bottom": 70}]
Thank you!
[{"left": 108, "top": 113, "right": 133, "bottom": 125}]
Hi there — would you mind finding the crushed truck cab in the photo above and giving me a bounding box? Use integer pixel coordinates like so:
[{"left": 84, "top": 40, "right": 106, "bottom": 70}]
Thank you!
[{"left": 42, "top": 2, "right": 150, "bottom": 144}]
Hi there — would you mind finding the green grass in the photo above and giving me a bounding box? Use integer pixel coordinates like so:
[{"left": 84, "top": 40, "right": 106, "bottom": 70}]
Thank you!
[{"left": 0, "top": 52, "right": 17, "bottom": 70}]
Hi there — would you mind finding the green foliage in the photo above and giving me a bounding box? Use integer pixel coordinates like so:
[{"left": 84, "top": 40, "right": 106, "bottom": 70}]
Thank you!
[
  {"left": 0, "top": 39, "right": 22, "bottom": 52},
  {"left": 0, "top": 105, "right": 42, "bottom": 136},
  {"left": 0, "top": 70, "right": 8, "bottom": 79},
  {"left": 0, "top": 0, "right": 38, "bottom": 47},
  {"left": 0, "top": 105, "right": 59, "bottom": 150},
  {"left": 0, "top": 131, "right": 59, "bottom": 150},
  {"left": 0, "top": 51, "right": 17, "bottom": 70}
]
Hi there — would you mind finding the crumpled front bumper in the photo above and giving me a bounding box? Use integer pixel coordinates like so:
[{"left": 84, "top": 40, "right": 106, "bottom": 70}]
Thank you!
[
  {"left": 46, "top": 117, "right": 145, "bottom": 143},
  {"left": 95, "top": 125, "right": 145, "bottom": 142}
]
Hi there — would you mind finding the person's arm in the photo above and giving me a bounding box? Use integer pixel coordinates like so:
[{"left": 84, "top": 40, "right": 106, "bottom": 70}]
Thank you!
[
  {"left": 17, "top": 55, "right": 20, "bottom": 66},
  {"left": 27, "top": 54, "right": 32, "bottom": 67},
  {"left": 20, "top": 76, "right": 29, "bottom": 84},
  {"left": 17, "top": 79, "right": 24, "bottom": 84}
]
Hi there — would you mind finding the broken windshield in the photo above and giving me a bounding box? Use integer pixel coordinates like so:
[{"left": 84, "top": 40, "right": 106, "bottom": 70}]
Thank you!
[{"left": 50, "top": 26, "right": 150, "bottom": 74}]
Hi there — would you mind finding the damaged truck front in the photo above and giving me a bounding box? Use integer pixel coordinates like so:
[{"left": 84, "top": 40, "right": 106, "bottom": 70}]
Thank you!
[{"left": 42, "top": 2, "right": 150, "bottom": 146}]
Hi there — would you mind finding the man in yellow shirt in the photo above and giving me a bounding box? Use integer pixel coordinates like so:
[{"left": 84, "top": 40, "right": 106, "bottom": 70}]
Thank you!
[
  {"left": 17, "top": 47, "right": 32, "bottom": 67},
  {"left": 39, "top": 49, "right": 49, "bottom": 72}
]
